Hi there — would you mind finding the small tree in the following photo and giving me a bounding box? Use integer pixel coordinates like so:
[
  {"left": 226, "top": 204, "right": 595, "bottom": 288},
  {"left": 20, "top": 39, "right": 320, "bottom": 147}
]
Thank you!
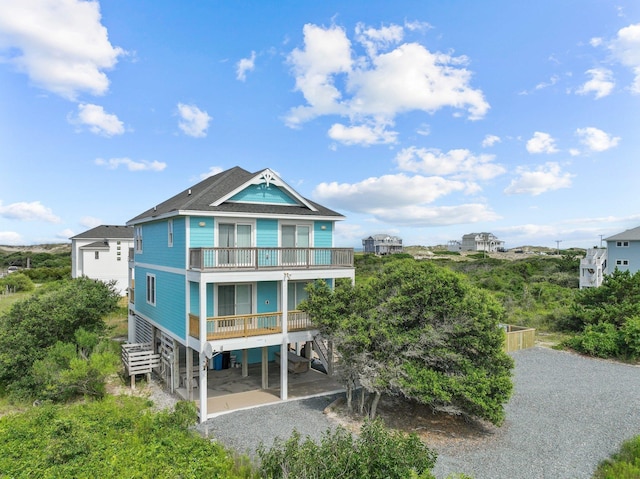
[{"left": 303, "top": 259, "right": 514, "bottom": 425}]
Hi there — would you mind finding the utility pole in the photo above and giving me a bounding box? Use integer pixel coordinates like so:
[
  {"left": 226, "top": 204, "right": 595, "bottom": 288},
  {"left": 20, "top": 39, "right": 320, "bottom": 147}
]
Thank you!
[
  {"left": 599, "top": 235, "right": 604, "bottom": 248},
  {"left": 555, "top": 240, "right": 562, "bottom": 255}
]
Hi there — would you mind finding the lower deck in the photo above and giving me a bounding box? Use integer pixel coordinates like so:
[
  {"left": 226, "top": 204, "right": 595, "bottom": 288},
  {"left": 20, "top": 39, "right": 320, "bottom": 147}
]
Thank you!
[{"left": 177, "top": 361, "right": 343, "bottom": 416}]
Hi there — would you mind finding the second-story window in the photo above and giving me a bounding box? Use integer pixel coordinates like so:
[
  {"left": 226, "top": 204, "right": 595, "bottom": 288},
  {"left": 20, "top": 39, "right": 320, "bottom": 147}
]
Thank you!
[
  {"left": 168, "top": 219, "right": 173, "bottom": 247},
  {"left": 146, "top": 274, "right": 156, "bottom": 306},
  {"left": 95, "top": 251, "right": 99, "bottom": 260},
  {"left": 218, "top": 223, "right": 252, "bottom": 266},
  {"left": 282, "top": 224, "right": 310, "bottom": 265},
  {"left": 135, "top": 226, "right": 143, "bottom": 253}
]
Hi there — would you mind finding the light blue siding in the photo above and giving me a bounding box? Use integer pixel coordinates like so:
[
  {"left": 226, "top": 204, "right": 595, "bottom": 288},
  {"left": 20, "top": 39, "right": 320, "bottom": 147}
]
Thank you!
[
  {"left": 257, "top": 281, "right": 278, "bottom": 313},
  {"left": 257, "top": 219, "right": 278, "bottom": 247},
  {"left": 314, "top": 221, "right": 333, "bottom": 247},
  {"left": 136, "top": 267, "right": 186, "bottom": 338},
  {"left": 230, "top": 184, "right": 298, "bottom": 205},
  {"left": 190, "top": 217, "right": 214, "bottom": 247},
  {"left": 606, "top": 240, "right": 640, "bottom": 274},
  {"left": 136, "top": 219, "right": 185, "bottom": 268},
  {"left": 189, "top": 282, "right": 199, "bottom": 315}
]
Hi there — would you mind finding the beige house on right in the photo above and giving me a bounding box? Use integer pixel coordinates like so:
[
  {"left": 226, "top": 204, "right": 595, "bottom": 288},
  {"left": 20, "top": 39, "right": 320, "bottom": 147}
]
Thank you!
[{"left": 453, "top": 232, "right": 505, "bottom": 252}]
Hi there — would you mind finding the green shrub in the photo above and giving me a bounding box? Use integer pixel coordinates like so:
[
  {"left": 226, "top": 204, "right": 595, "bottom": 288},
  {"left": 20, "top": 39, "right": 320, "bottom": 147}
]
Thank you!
[
  {"left": 0, "top": 396, "right": 253, "bottom": 478},
  {"left": 593, "top": 435, "right": 640, "bottom": 479},
  {"left": 621, "top": 316, "right": 640, "bottom": 359},
  {"left": 257, "top": 418, "right": 437, "bottom": 479},
  {"left": 565, "top": 322, "right": 621, "bottom": 358},
  {"left": 0, "top": 272, "right": 35, "bottom": 292},
  {"left": 0, "top": 277, "right": 120, "bottom": 397}
]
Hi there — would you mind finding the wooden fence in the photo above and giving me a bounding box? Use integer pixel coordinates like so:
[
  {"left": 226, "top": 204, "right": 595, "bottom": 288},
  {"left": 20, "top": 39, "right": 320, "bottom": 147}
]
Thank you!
[
  {"left": 503, "top": 324, "right": 536, "bottom": 352},
  {"left": 121, "top": 342, "right": 161, "bottom": 389}
]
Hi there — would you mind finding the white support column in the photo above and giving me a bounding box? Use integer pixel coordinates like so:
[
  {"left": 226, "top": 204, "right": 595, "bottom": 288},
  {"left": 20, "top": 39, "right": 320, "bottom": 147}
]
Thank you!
[
  {"left": 186, "top": 347, "right": 193, "bottom": 400},
  {"left": 172, "top": 340, "right": 180, "bottom": 391},
  {"left": 261, "top": 346, "right": 269, "bottom": 389},
  {"left": 242, "top": 350, "right": 249, "bottom": 377},
  {"left": 280, "top": 272, "right": 290, "bottom": 400},
  {"left": 199, "top": 352, "right": 208, "bottom": 422}
]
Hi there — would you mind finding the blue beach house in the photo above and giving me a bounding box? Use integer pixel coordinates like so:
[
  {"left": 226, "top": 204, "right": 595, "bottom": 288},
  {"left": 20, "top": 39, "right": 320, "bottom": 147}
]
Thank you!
[{"left": 126, "top": 167, "right": 355, "bottom": 421}]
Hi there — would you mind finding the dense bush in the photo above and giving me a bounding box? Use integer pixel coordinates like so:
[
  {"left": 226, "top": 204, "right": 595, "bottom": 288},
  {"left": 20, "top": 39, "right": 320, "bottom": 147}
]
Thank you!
[
  {"left": 0, "top": 277, "right": 120, "bottom": 398},
  {"left": 0, "top": 272, "right": 35, "bottom": 293},
  {"left": 593, "top": 435, "right": 640, "bottom": 479},
  {"left": 0, "top": 396, "right": 253, "bottom": 478},
  {"left": 562, "top": 270, "right": 640, "bottom": 360},
  {"left": 257, "top": 419, "right": 438, "bottom": 479}
]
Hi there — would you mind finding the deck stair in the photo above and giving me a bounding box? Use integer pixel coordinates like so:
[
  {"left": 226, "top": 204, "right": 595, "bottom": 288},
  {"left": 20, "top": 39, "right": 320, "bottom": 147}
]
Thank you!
[{"left": 121, "top": 342, "right": 161, "bottom": 389}]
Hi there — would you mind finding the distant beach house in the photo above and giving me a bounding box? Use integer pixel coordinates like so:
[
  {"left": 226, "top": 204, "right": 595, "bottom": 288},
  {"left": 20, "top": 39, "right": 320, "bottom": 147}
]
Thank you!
[
  {"left": 362, "top": 234, "right": 403, "bottom": 255},
  {"left": 581, "top": 225, "right": 640, "bottom": 288},
  {"left": 70, "top": 225, "right": 134, "bottom": 295},
  {"left": 459, "top": 233, "right": 505, "bottom": 252}
]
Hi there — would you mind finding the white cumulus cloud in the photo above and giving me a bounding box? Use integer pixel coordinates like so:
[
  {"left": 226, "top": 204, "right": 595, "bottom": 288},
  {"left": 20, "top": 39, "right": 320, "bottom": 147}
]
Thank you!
[
  {"left": 328, "top": 122, "right": 397, "bottom": 146},
  {"left": 0, "top": 231, "right": 22, "bottom": 245},
  {"left": 71, "top": 103, "right": 124, "bottom": 136},
  {"left": 395, "top": 147, "right": 505, "bottom": 181},
  {"left": 576, "top": 127, "right": 620, "bottom": 152},
  {"left": 236, "top": 51, "right": 256, "bottom": 81},
  {"left": 504, "top": 162, "right": 573, "bottom": 196},
  {"left": 526, "top": 132, "right": 559, "bottom": 154},
  {"left": 285, "top": 22, "right": 489, "bottom": 141},
  {"left": 609, "top": 23, "right": 640, "bottom": 93},
  {"left": 0, "top": 0, "right": 125, "bottom": 100},
  {"left": 482, "top": 134, "right": 501, "bottom": 148},
  {"left": 312, "top": 173, "right": 499, "bottom": 226},
  {"left": 0, "top": 200, "right": 61, "bottom": 222},
  {"left": 576, "top": 68, "right": 615, "bottom": 99},
  {"left": 95, "top": 157, "right": 167, "bottom": 172},
  {"left": 177, "top": 103, "right": 212, "bottom": 138}
]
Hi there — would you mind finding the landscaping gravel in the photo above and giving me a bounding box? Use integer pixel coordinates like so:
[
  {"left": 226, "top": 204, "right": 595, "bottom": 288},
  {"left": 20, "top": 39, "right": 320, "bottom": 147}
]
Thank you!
[{"left": 195, "top": 347, "right": 640, "bottom": 479}]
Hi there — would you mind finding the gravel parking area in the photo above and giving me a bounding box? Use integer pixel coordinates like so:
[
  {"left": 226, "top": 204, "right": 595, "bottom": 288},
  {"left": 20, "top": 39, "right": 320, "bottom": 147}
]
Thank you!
[{"left": 196, "top": 347, "right": 640, "bottom": 479}]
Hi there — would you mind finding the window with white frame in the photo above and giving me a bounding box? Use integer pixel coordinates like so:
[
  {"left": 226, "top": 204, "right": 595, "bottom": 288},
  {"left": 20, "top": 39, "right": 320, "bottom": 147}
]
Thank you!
[
  {"left": 281, "top": 224, "right": 310, "bottom": 265},
  {"left": 617, "top": 241, "right": 629, "bottom": 247},
  {"left": 168, "top": 219, "right": 173, "bottom": 247},
  {"left": 616, "top": 259, "right": 629, "bottom": 266},
  {"left": 146, "top": 274, "right": 156, "bottom": 305},
  {"left": 217, "top": 284, "right": 252, "bottom": 328},
  {"left": 217, "top": 222, "right": 253, "bottom": 266},
  {"left": 95, "top": 251, "right": 99, "bottom": 260},
  {"left": 135, "top": 226, "right": 143, "bottom": 253},
  {"left": 288, "top": 281, "right": 309, "bottom": 310}
]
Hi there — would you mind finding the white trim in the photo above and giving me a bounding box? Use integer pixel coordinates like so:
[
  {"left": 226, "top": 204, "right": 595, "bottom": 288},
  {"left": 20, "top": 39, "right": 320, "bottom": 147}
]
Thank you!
[
  {"left": 129, "top": 210, "right": 345, "bottom": 225},
  {"left": 210, "top": 168, "right": 318, "bottom": 212},
  {"left": 146, "top": 273, "right": 156, "bottom": 306}
]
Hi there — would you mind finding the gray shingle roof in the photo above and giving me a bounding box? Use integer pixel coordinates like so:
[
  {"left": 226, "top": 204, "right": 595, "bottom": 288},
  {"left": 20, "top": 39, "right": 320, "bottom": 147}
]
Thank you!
[
  {"left": 127, "top": 166, "right": 344, "bottom": 224},
  {"left": 70, "top": 225, "right": 133, "bottom": 240},
  {"left": 605, "top": 225, "right": 640, "bottom": 241}
]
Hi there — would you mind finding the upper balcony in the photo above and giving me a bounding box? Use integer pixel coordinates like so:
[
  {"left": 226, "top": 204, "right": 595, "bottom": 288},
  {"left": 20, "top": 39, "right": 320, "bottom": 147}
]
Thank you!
[{"left": 188, "top": 247, "right": 354, "bottom": 271}]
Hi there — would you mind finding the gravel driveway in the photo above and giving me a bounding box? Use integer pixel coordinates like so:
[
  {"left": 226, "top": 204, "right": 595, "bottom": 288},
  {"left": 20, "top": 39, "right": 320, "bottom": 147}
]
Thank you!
[{"left": 196, "top": 347, "right": 640, "bottom": 479}]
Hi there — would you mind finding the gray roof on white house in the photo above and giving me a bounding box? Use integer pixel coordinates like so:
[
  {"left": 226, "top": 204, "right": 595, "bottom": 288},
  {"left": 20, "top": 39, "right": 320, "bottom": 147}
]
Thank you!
[
  {"left": 127, "top": 166, "right": 344, "bottom": 224},
  {"left": 605, "top": 225, "right": 640, "bottom": 242},
  {"left": 70, "top": 225, "right": 133, "bottom": 240}
]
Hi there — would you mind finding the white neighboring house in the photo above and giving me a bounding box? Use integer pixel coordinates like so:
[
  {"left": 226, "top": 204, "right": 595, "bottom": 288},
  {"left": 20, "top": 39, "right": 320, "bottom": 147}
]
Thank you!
[
  {"left": 70, "top": 225, "right": 134, "bottom": 295},
  {"left": 579, "top": 225, "right": 640, "bottom": 288},
  {"left": 579, "top": 248, "right": 607, "bottom": 289}
]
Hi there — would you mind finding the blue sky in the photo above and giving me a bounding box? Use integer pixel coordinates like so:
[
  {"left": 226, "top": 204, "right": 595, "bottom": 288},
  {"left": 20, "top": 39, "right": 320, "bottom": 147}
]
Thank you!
[{"left": 1, "top": 1, "right": 639, "bottom": 250}]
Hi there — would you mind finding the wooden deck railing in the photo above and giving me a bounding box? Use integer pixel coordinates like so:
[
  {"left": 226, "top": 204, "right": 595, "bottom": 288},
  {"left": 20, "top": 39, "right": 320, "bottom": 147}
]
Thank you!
[
  {"left": 188, "top": 310, "right": 314, "bottom": 340},
  {"left": 188, "top": 247, "right": 354, "bottom": 271},
  {"left": 503, "top": 324, "right": 536, "bottom": 352}
]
